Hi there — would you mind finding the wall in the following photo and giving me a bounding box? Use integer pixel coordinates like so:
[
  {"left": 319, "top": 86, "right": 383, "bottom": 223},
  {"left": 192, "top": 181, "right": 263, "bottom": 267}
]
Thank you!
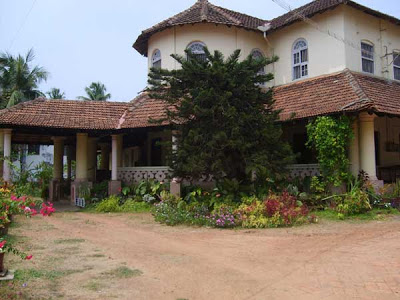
[
  {"left": 147, "top": 23, "right": 269, "bottom": 72},
  {"left": 343, "top": 6, "right": 400, "bottom": 81}
]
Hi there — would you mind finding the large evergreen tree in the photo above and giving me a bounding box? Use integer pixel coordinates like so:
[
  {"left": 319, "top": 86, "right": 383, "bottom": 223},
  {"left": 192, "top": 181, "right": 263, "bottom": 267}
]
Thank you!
[{"left": 149, "top": 48, "right": 293, "bottom": 184}]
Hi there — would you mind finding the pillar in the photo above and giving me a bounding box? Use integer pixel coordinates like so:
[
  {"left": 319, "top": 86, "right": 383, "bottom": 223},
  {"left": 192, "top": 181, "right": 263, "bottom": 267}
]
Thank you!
[
  {"left": 3, "top": 129, "right": 12, "bottom": 183},
  {"left": 170, "top": 130, "right": 181, "bottom": 196},
  {"left": 108, "top": 134, "right": 121, "bottom": 195},
  {"left": 0, "top": 130, "right": 4, "bottom": 180},
  {"left": 359, "top": 112, "right": 378, "bottom": 181},
  {"left": 75, "top": 133, "right": 88, "bottom": 180},
  {"left": 87, "top": 138, "right": 97, "bottom": 182},
  {"left": 349, "top": 119, "right": 360, "bottom": 176},
  {"left": 100, "top": 144, "right": 110, "bottom": 170}
]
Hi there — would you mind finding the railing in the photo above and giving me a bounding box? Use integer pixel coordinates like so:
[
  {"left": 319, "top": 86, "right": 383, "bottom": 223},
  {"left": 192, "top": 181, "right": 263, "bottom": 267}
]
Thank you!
[
  {"left": 117, "top": 166, "right": 172, "bottom": 184},
  {"left": 287, "top": 164, "right": 320, "bottom": 178}
]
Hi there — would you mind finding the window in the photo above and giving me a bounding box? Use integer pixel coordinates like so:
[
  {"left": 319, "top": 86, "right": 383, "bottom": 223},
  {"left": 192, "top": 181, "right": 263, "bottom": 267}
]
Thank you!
[
  {"left": 292, "top": 39, "right": 308, "bottom": 80},
  {"left": 394, "top": 52, "right": 400, "bottom": 81},
  {"left": 251, "top": 49, "right": 266, "bottom": 75},
  {"left": 152, "top": 49, "right": 161, "bottom": 69},
  {"left": 28, "top": 145, "right": 40, "bottom": 155},
  {"left": 361, "top": 42, "right": 374, "bottom": 74},
  {"left": 187, "top": 41, "right": 207, "bottom": 62}
]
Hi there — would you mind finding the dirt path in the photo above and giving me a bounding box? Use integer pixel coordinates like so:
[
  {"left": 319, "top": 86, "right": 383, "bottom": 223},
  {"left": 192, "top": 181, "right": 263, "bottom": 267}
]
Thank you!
[{"left": 4, "top": 212, "right": 400, "bottom": 299}]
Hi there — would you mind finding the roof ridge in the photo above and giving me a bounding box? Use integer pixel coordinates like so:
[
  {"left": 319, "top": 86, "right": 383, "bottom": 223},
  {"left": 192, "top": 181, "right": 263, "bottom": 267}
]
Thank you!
[
  {"left": 200, "top": 0, "right": 209, "bottom": 21},
  {"left": 340, "top": 68, "right": 374, "bottom": 110},
  {"left": 209, "top": 3, "right": 242, "bottom": 25}
]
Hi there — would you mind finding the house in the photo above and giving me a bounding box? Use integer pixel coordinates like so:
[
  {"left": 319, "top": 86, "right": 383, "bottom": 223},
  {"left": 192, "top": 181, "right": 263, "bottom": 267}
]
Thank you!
[{"left": 0, "top": 0, "right": 399, "bottom": 202}]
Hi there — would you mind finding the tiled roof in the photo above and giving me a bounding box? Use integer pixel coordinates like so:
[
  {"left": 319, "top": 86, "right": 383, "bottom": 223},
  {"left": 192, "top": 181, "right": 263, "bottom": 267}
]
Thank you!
[
  {"left": 269, "top": 0, "right": 400, "bottom": 33},
  {"left": 133, "top": 0, "right": 267, "bottom": 56},
  {"left": 0, "top": 99, "right": 130, "bottom": 130},
  {"left": 0, "top": 70, "right": 399, "bottom": 131},
  {"left": 274, "top": 69, "right": 400, "bottom": 121}
]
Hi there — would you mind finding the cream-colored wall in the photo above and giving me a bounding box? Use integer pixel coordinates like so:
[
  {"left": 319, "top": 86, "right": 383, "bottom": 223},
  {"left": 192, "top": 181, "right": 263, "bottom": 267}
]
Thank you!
[
  {"left": 375, "top": 117, "right": 400, "bottom": 167},
  {"left": 267, "top": 7, "right": 347, "bottom": 85},
  {"left": 344, "top": 6, "right": 400, "bottom": 80},
  {"left": 147, "top": 23, "right": 269, "bottom": 72}
]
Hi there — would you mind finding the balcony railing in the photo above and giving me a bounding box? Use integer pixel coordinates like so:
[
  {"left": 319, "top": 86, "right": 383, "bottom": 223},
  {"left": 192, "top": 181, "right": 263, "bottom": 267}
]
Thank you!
[
  {"left": 287, "top": 164, "right": 320, "bottom": 178},
  {"left": 117, "top": 166, "right": 172, "bottom": 184}
]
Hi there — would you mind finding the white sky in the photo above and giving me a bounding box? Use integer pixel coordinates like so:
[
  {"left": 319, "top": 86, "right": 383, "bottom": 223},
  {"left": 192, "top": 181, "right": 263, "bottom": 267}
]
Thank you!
[{"left": 1, "top": 0, "right": 399, "bottom": 102}]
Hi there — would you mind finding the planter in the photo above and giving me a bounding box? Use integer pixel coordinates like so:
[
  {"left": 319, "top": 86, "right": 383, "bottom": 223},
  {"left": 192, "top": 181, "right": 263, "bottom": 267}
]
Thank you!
[{"left": 0, "top": 252, "right": 4, "bottom": 273}]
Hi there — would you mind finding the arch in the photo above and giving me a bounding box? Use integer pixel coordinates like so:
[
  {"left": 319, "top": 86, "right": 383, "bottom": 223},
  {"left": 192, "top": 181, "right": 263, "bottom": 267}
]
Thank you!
[
  {"left": 393, "top": 50, "right": 400, "bottom": 80},
  {"left": 292, "top": 38, "right": 309, "bottom": 80},
  {"left": 151, "top": 49, "right": 161, "bottom": 69},
  {"left": 186, "top": 41, "right": 207, "bottom": 62}
]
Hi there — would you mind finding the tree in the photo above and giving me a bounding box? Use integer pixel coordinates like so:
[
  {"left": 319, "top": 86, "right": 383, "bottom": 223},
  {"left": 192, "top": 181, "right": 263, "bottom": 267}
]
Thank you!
[
  {"left": 0, "top": 49, "right": 48, "bottom": 108},
  {"left": 149, "top": 48, "right": 293, "bottom": 184},
  {"left": 47, "top": 88, "right": 65, "bottom": 99},
  {"left": 78, "top": 82, "right": 111, "bottom": 101}
]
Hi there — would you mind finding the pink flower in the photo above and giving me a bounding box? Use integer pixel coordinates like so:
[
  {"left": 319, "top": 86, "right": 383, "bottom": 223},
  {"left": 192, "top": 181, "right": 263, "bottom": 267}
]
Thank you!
[
  {"left": 0, "top": 240, "right": 6, "bottom": 249},
  {"left": 25, "top": 255, "right": 32, "bottom": 260}
]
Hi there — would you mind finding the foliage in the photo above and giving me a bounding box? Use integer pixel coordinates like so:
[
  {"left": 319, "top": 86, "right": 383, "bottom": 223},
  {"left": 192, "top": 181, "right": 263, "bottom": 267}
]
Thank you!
[
  {"left": 307, "top": 116, "right": 353, "bottom": 187},
  {"left": 91, "top": 181, "right": 108, "bottom": 200},
  {"left": 0, "top": 48, "right": 48, "bottom": 108},
  {"left": 0, "top": 239, "right": 32, "bottom": 260},
  {"left": 33, "top": 162, "right": 53, "bottom": 199},
  {"left": 46, "top": 88, "right": 65, "bottom": 99},
  {"left": 95, "top": 195, "right": 121, "bottom": 213},
  {"left": 95, "top": 195, "right": 152, "bottom": 213},
  {"left": 78, "top": 81, "right": 111, "bottom": 101},
  {"left": 120, "top": 200, "right": 152, "bottom": 213},
  {"left": 149, "top": 48, "right": 293, "bottom": 184}
]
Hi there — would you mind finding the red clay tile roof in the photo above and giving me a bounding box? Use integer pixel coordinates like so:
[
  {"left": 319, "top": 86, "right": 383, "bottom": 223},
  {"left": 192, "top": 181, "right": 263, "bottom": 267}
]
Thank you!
[
  {"left": 0, "top": 99, "right": 130, "bottom": 130},
  {"left": 0, "top": 70, "right": 399, "bottom": 130},
  {"left": 133, "top": 0, "right": 267, "bottom": 56},
  {"left": 269, "top": 0, "right": 400, "bottom": 33},
  {"left": 274, "top": 69, "right": 400, "bottom": 121}
]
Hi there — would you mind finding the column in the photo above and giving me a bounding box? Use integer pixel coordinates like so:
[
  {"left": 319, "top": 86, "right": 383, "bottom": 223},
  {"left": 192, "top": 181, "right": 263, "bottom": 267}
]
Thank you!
[
  {"left": 111, "top": 135, "right": 118, "bottom": 181},
  {"left": 359, "top": 112, "right": 377, "bottom": 180},
  {"left": 170, "top": 130, "right": 181, "bottom": 197},
  {"left": 52, "top": 137, "right": 65, "bottom": 180},
  {"left": 3, "top": 129, "right": 12, "bottom": 183},
  {"left": 99, "top": 144, "right": 110, "bottom": 170},
  {"left": 87, "top": 138, "right": 97, "bottom": 182},
  {"left": 0, "top": 130, "right": 4, "bottom": 180},
  {"left": 349, "top": 119, "right": 360, "bottom": 176},
  {"left": 75, "top": 133, "right": 88, "bottom": 180},
  {"left": 108, "top": 134, "right": 121, "bottom": 195}
]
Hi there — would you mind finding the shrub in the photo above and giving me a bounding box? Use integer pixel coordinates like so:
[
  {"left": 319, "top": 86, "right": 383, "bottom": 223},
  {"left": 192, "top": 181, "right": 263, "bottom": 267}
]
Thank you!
[
  {"left": 95, "top": 195, "right": 121, "bottom": 213},
  {"left": 336, "top": 189, "right": 371, "bottom": 216},
  {"left": 120, "top": 200, "right": 152, "bottom": 213}
]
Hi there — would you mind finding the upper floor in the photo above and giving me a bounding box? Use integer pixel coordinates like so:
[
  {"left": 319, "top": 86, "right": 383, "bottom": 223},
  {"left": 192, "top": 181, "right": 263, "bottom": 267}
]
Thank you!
[{"left": 133, "top": 0, "right": 400, "bottom": 86}]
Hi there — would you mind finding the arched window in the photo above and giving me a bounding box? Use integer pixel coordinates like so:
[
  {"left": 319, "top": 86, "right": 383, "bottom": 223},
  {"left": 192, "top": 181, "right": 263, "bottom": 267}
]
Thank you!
[
  {"left": 152, "top": 49, "right": 161, "bottom": 69},
  {"left": 393, "top": 51, "right": 400, "bottom": 80},
  {"left": 292, "top": 39, "right": 308, "bottom": 80},
  {"left": 187, "top": 41, "right": 207, "bottom": 62},
  {"left": 251, "top": 49, "right": 266, "bottom": 75},
  {"left": 361, "top": 41, "right": 374, "bottom": 74}
]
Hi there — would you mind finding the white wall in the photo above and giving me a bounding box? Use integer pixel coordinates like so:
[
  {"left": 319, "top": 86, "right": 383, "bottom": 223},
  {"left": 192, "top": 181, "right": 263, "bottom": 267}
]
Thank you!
[{"left": 343, "top": 6, "right": 400, "bottom": 81}]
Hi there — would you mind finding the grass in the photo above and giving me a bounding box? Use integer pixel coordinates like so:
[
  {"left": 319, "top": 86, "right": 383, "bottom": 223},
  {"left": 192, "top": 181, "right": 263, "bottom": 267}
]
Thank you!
[
  {"left": 15, "top": 268, "right": 82, "bottom": 282},
  {"left": 84, "top": 280, "right": 104, "bottom": 292},
  {"left": 54, "top": 238, "right": 85, "bottom": 244},
  {"left": 102, "top": 266, "right": 143, "bottom": 279},
  {"left": 314, "top": 208, "right": 400, "bottom": 221}
]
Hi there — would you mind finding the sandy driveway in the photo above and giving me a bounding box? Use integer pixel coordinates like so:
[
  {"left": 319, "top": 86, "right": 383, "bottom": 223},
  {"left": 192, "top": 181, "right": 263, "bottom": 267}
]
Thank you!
[{"left": 6, "top": 211, "right": 400, "bottom": 300}]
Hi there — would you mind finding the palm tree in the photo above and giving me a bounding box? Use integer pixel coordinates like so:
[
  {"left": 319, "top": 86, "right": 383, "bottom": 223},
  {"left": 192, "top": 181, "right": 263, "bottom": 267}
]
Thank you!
[
  {"left": 47, "top": 88, "right": 65, "bottom": 99},
  {"left": 0, "top": 49, "right": 48, "bottom": 108},
  {"left": 78, "top": 82, "right": 111, "bottom": 101}
]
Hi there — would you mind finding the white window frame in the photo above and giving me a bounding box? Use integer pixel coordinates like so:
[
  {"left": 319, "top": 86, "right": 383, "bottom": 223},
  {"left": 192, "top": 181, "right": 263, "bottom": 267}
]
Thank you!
[
  {"left": 361, "top": 41, "right": 374, "bottom": 74},
  {"left": 151, "top": 49, "right": 161, "bottom": 69},
  {"left": 393, "top": 51, "right": 400, "bottom": 81},
  {"left": 251, "top": 49, "right": 266, "bottom": 75},
  {"left": 186, "top": 41, "right": 207, "bottom": 62},
  {"left": 292, "top": 39, "right": 309, "bottom": 81}
]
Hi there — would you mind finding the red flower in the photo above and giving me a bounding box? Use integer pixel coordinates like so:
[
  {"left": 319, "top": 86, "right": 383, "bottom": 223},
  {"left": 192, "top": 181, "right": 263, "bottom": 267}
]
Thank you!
[
  {"left": 25, "top": 255, "right": 32, "bottom": 260},
  {"left": 0, "top": 240, "right": 6, "bottom": 249}
]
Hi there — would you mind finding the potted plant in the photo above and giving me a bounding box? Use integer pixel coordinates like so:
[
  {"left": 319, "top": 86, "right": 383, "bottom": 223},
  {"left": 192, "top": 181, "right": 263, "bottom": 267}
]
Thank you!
[{"left": 0, "top": 238, "right": 32, "bottom": 276}]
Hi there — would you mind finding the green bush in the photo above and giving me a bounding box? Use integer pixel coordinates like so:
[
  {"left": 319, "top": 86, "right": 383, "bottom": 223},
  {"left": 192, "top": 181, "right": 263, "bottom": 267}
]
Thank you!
[
  {"left": 336, "top": 189, "right": 371, "bottom": 216},
  {"left": 120, "top": 200, "right": 152, "bottom": 213},
  {"left": 95, "top": 195, "right": 121, "bottom": 213}
]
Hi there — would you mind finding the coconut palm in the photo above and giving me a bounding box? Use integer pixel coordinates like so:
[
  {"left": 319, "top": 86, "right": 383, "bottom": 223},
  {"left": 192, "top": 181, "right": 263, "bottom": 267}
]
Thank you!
[
  {"left": 0, "top": 49, "right": 48, "bottom": 108},
  {"left": 47, "top": 88, "right": 65, "bottom": 99},
  {"left": 78, "top": 82, "right": 111, "bottom": 101}
]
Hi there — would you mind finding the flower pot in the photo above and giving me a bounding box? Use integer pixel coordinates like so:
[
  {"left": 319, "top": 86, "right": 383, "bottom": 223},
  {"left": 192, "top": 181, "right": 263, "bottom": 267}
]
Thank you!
[{"left": 0, "top": 252, "right": 4, "bottom": 273}]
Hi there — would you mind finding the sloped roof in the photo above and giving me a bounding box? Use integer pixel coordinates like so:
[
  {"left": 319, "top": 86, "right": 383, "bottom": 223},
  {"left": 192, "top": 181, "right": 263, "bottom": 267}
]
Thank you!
[
  {"left": 133, "top": 0, "right": 267, "bottom": 56},
  {"left": 0, "top": 99, "right": 130, "bottom": 130},
  {"left": 274, "top": 69, "right": 400, "bottom": 121},
  {"left": 269, "top": 0, "right": 400, "bottom": 33},
  {"left": 0, "top": 70, "right": 399, "bottom": 131}
]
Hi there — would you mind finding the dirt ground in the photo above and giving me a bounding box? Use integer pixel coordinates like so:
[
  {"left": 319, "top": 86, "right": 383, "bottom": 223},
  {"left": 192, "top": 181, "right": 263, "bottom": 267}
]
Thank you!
[{"left": 2, "top": 209, "right": 400, "bottom": 300}]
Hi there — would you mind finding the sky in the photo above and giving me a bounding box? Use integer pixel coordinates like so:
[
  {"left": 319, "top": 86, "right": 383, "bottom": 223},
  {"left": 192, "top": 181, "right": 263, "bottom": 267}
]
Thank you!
[{"left": 1, "top": 0, "right": 399, "bottom": 102}]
